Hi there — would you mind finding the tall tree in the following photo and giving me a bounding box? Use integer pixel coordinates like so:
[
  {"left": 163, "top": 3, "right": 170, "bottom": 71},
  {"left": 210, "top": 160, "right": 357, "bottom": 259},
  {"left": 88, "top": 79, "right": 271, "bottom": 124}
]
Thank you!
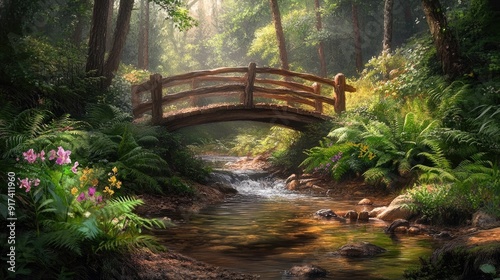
[
  {"left": 421, "top": 0, "right": 464, "bottom": 79},
  {"left": 382, "top": 0, "right": 394, "bottom": 53},
  {"left": 351, "top": 1, "right": 363, "bottom": 73},
  {"left": 85, "top": 0, "right": 111, "bottom": 76},
  {"left": 138, "top": 0, "right": 150, "bottom": 70},
  {"left": 102, "top": 0, "right": 134, "bottom": 89},
  {"left": 315, "top": 0, "right": 327, "bottom": 77},
  {"left": 269, "top": 0, "right": 289, "bottom": 70},
  {"left": 106, "top": 0, "right": 115, "bottom": 51}
]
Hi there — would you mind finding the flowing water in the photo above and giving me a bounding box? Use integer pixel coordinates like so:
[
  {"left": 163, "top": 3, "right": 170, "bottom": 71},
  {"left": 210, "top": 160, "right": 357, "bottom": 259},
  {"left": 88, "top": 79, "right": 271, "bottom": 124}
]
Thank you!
[{"left": 155, "top": 157, "right": 435, "bottom": 280}]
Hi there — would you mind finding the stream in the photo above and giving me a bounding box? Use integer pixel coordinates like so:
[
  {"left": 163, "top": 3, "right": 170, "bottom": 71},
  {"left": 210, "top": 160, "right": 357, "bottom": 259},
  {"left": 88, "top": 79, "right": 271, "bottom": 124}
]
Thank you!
[{"left": 154, "top": 157, "right": 436, "bottom": 279}]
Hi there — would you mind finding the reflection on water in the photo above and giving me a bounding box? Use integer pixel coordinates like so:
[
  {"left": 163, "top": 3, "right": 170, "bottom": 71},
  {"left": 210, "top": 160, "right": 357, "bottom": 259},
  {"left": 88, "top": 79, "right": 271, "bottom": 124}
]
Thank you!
[{"left": 155, "top": 164, "right": 434, "bottom": 279}]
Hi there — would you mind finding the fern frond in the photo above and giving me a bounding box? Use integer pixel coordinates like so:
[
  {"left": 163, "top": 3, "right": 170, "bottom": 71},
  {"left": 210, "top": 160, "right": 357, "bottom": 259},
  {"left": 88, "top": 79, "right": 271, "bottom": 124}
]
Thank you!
[{"left": 363, "top": 167, "right": 391, "bottom": 186}]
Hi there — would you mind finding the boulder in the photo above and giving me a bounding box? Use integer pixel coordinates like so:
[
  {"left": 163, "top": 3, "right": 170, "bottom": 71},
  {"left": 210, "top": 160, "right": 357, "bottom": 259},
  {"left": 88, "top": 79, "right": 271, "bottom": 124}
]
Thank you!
[
  {"left": 211, "top": 182, "right": 238, "bottom": 194},
  {"left": 377, "top": 195, "right": 415, "bottom": 221},
  {"left": 333, "top": 242, "right": 386, "bottom": 257},
  {"left": 369, "top": 206, "right": 387, "bottom": 217},
  {"left": 344, "top": 210, "right": 358, "bottom": 221},
  {"left": 285, "top": 174, "right": 297, "bottom": 185},
  {"left": 472, "top": 211, "right": 500, "bottom": 229},
  {"left": 314, "top": 209, "right": 337, "bottom": 219},
  {"left": 358, "top": 198, "right": 373, "bottom": 205},
  {"left": 385, "top": 219, "right": 410, "bottom": 234},
  {"left": 285, "top": 264, "right": 327, "bottom": 278},
  {"left": 286, "top": 179, "right": 300, "bottom": 191},
  {"left": 358, "top": 211, "right": 370, "bottom": 222},
  {"left": 408, "top": 226, "right": 421, "bottom": 234}
]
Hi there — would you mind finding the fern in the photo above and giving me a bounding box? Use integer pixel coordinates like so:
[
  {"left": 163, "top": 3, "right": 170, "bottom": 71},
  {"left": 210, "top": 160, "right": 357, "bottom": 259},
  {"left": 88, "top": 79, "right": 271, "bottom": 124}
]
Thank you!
[{"left": 92, "top": 196, "right": 165, "bottom": 253}]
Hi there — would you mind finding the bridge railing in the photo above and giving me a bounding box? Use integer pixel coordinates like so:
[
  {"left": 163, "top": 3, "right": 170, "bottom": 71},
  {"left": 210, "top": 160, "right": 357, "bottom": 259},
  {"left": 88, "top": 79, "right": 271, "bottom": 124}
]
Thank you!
[{"left": 131, "top": 62, "right": 355, "bottom": 124}]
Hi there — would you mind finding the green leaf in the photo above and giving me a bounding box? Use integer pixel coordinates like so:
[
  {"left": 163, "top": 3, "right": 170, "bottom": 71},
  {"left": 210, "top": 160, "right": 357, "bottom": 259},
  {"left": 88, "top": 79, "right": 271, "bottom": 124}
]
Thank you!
[{"left": 479, "top": 263, "right": 496, "bottom": 275}]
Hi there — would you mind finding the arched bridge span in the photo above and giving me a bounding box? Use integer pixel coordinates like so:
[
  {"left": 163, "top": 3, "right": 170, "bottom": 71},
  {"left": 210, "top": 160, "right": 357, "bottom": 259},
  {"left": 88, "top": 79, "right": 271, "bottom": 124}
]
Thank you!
[{"left": 131, "top": 63, "right": 355, "bottom": 131}]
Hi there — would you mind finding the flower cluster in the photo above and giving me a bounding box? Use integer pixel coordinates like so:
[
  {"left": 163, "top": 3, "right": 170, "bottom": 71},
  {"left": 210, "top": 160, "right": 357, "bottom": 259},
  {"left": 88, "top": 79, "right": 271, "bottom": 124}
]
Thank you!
[
  {"left": 18, "top": 147, "right": 78, "bottom": 192},
  {"left": 314, "top": 151, "right": 343, "bottom": 174},
  {"left": 103, "top": 167, "right": 122, "bottom": 196},
  {"left": 76, "top": 186, "right": 103, "bottom": 204},
  {"left": 349, "top": 143, "right": 376, "bottom": 160}
]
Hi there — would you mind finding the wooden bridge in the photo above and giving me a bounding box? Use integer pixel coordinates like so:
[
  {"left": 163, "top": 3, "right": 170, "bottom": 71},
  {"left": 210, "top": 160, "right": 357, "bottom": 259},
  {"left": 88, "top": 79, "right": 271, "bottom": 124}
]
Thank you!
[{"left": 131, "top": 63, "right": 355, "bottom": 131}]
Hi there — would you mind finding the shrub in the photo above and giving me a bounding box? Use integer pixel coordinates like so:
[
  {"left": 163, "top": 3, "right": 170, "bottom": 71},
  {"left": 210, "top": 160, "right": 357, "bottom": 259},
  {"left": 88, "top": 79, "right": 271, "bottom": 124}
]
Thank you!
[{"left": 0, "top": 147, "right": 164, "bottom": 279}]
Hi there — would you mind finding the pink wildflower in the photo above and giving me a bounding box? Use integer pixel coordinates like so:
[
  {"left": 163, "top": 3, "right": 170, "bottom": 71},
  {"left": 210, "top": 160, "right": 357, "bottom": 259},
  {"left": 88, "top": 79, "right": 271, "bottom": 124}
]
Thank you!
[
  {"left": 95, "top": 195, "right": 103, "bottom": 204},
  {"left": 38, "top": 150, "right": 46, "bottom": 162},
  {"left": 23, "top": 149, "right": 37, "bottom": 163},
  {"left": 49, "top": 149, "right": 56, "bottom": 160},
  {"left": 33, "top": 178, "right": 40, "bottom": 187},
  {"left": 55, "top": 146, "right": 71, "bottom": 165},
  {"left": 18, "top": 178, "right": 31, "bottom": 192},
  {"left": 71, "top": 161, "right": 79, "bottom": 174},
  {"left": 77, "top": 192, "right": 86, "bottom": 202},
  {"left": 88, "top": 187, "right": 96, "bottom": 197}
]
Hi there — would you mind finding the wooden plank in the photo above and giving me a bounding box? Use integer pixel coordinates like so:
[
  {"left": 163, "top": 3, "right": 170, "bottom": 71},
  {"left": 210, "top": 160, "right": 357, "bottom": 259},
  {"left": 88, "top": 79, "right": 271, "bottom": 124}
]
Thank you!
[
  {"left": 160, "top": 66, "right": 248, "bottom": 86},
  {"left": 253, "top": 86, "right": 336, "bottom": 106},
  {"left": 161, "top": 84, "right": 245, "bottom": 104}
]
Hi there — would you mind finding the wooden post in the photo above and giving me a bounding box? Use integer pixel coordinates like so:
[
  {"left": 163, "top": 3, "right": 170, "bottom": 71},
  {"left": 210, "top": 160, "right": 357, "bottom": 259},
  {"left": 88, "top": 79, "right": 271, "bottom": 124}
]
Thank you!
[
  {"left": 190, "top": 78, "right": 199, "bottom": 107},
  {"left": 312, "top": 82, "right": 323, "bottom": 113},
  {"left": 333, "top": 73, "right": 346, "bottom": 114},
  {"left": 131, "top": 84, "right": 141, "bottom": 118},
  {"left": 243, "top": 62, "right": 256, "bottom": 108},
  {"left": 150, "top": 73, "right": 163, "bottom": 124}
]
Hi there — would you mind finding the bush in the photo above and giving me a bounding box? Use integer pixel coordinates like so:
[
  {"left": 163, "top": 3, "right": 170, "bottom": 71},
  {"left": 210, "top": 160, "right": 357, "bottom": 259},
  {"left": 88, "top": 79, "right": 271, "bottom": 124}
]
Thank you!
[{"left": 0, "top": 147, "right": 164, "bottom": 279}]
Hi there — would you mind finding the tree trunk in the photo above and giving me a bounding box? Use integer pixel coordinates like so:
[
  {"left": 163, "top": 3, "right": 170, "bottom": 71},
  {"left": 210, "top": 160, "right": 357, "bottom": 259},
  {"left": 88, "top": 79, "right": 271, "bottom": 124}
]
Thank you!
[
  {"left": 138, "top": 0, "right": 150, "bottom": 69},
  {"left": 383, "top": 0, "right": 394, "bottom": 53},
  {"left": 102, "top": 0, "right": 134, "bottom": 89},
  {"left": 315, "top": 0, "right": 327, "bottom": 77},
  {"left": 70, "top": 0, "right": 89, "bottom": 46},
  {"left": 421, "top": 0, "right": 464, "bottom": 79},
  {"left": 85, "top": 0, "right": 111, "bottom": 76},
  {"left": 106, "top": 0, "right": 115, "bottom": 51},
  {"left": 269, "top": 0, "right": 289, "bottom": 71},
  {"left": 352, "top": 2, "right": 363, "bottom": 73}
]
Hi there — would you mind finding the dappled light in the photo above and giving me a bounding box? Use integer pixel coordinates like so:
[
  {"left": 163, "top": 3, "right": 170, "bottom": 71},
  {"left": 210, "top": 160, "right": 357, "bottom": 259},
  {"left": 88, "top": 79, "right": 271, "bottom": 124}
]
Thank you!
[{"left": 1, "top": 0, "right": 499, "bottom": 279}]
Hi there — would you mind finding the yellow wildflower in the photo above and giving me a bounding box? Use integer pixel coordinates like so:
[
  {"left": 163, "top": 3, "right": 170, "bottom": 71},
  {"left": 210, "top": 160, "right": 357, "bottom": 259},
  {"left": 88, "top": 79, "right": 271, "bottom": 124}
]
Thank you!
[
  {"left": 112, "top": 166, "right": 118, "bottom": 174},
  {"left": 115, "top": 181, "right": 122, "bottom": 189},
  {"left": 104, "top": 186, "right": 114, "bottom": 196},
  {"left": 71, "top": 187, "right": 78, "bottom": 195},
  {"left": 109, "top": 176, "right": 117, "bottom": 185},
  {"left": 92, "top": 178, "right": 99, "bottom": 186}
]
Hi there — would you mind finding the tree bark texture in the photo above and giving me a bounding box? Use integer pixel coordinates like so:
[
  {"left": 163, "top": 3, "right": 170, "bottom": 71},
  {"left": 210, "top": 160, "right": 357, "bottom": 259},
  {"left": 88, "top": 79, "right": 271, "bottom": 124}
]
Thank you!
[
  {"left": 315, "top": 0, "right": 327, "bottom": 77},
  {"left": 106, "top": 0, "right": 115, "bottom": 51},
  {"left": 383, "top": 0, "right": 394, "bottom": 53},
  {"left": 421, "top": 0, "right": 464, "bottom": 79},
  {"left": 85, "top": 0, "right": 111, "bottom": 76},
  {"left": 103, "top": 0, "right": 134, "bottom": 89},
  {"left": 269, "top": 0, "right": 289, "bottom": 71},
  {"left": 138, "top": 0, "right": 150, "bottom": 69},
  {"left": 352, "top": 2, "right": 363, "bottom": 73}
]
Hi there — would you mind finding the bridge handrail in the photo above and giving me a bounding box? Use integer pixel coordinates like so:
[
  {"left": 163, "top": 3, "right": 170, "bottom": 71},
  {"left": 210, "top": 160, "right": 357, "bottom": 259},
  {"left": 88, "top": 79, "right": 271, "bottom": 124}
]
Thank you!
[{"left": 131, "top": 62, "right": 355, "bottom": 124}]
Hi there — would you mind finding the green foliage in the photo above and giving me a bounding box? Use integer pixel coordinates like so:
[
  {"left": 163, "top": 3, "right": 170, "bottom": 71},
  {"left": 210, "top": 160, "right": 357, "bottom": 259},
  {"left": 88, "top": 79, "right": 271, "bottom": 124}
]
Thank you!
[
  {"left": 1, "top": 144, "right": 166, "bottom": 279},
  {"left": 270, "top": 122, "right": 332, "bottom": 173},
  {"left": 1, "top": 36, "right": 96, "bottom": 116},
  {"left": 303, "top": 112, "right": 442, "bottom": 188}
]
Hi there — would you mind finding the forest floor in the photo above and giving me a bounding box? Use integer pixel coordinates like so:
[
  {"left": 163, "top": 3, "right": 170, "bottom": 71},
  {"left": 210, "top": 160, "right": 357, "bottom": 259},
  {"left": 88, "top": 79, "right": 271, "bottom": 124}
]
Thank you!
[{"left": 130, "top": 156, "right": 500, "bottom": 280}]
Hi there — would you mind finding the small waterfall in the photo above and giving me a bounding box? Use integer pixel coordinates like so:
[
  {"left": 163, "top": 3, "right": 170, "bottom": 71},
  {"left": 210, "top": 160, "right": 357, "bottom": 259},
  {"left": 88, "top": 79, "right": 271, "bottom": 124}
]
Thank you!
[{"left": 209, "top": 169, "right": 301, "bottom": 198}]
